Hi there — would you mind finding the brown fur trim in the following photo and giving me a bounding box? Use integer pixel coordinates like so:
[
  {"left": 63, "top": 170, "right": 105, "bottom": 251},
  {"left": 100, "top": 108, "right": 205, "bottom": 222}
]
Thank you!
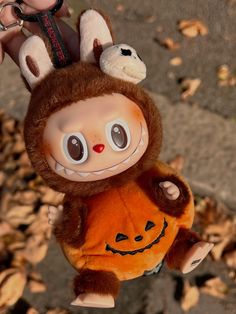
[
  {"left": 24, "top": 63, "right": 162, "bottom": 197},
  {"left": 54, "top": 195, "right": 87, "bottom": 247},
  {"left": 77, "top": 9, "right": 115, "bottom": 63},
  {"left": 151, "top": 174, "right": 191, "bottom": 217},
  {"left": 74, "top": 269, "right": 120, "bottom": 297},
  {"left": 165, "top": 228, "right": 201, "bottom": 270}
]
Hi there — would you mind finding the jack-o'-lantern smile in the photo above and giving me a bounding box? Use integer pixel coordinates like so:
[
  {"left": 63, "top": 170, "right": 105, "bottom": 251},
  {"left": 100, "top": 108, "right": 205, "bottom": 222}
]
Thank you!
[{"left": 105, "top": 218, "right": 168, "bottom": 256}]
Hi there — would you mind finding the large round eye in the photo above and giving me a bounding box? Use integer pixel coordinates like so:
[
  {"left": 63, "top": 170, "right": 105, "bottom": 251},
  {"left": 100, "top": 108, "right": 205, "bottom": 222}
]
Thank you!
[
  {"left": 63, "top": 133, "right": 88, "bottom": 164},
  {"left": 105, "top": 119, "right": 131, "bottom": 151}
]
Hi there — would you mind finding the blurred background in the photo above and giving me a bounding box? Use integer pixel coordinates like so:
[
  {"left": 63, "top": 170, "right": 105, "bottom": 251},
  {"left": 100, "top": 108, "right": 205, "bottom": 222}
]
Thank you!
[{"left": 0, "top": 0, "right": 236, "bottom": 313}]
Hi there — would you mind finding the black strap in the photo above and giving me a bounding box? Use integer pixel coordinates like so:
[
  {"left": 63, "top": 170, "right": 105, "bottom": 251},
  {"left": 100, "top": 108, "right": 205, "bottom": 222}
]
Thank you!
[
  {"left": 15, "top": 0, "right": 72, "bottom": 68},
  {"left": 36, "top": 11, "right": 71, "bottom": 68}
]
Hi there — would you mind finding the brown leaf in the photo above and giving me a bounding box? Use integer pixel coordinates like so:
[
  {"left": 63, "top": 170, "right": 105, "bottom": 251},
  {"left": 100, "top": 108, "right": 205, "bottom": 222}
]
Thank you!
[
  {"left": 26, "top": 308, "right": 40, "bottom": 314},
  {"left": 224, "top": 250, "right": 236, "bottom": 269},
  {"left": 181, "top": 281, "right": 200, "bottom": 312},
  {"left": 28, "top": 279, "right": 47, "bottom": 293},
  {"left": 145, "top": 15, "right": 157, "bottom": 24},
  {"left": 181, "top": 78, "right": 201, "bottom": 99},
  {"left": 169, "top": 57, "right": 182, "bottom": 66},
  {"left": 168, "top": 155, "right": 185, "bottom": 172},
  {"left": 0, "top": 222, "right": 13, "bottom": 237},
  {"left": 178, "top": 19, "right": 208, "bottom": 37},
  {"left": 157, "top": 37, "right": 180, "bottom": 50},
  {"left": 0, "top": 269, "right": 26, "bottom": 307},
  {"left": 200, "top": 277, "right": 228, "bottom": 299},
  {"left": 0, "top": 172, "right": 6, "bottom": 186},
  {"left": 19, "top": 236, "right": 49, "bottom": 265},
  {"left": 4, "top": 205, "right": 35, "bottom": 228},
  {"left": 12, "top": 191, "right": 38, "bottom": 206},
  {"left": 39, "top": 187, "right": 64, "bottom": 206}
]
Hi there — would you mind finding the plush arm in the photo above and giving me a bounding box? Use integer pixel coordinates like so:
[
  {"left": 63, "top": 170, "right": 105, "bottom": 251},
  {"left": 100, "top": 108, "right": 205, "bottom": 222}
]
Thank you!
[
  {"left": 54, "top": 194, "right": 87, "bottom": 248},
  {"left": 138, "top": 160, "right": 194, "bottom": 220}
]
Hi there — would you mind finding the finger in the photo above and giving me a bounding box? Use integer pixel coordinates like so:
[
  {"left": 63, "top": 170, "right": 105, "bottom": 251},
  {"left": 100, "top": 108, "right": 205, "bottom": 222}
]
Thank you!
[
  {"left": 4, "top": 32, "right": 27, "bottom": 65},
  {"left": 23, "top": 18, "right": 79, "bottom": 61},
  {"left": 21, "top": 1, "right": 71, "bottom": 17}
]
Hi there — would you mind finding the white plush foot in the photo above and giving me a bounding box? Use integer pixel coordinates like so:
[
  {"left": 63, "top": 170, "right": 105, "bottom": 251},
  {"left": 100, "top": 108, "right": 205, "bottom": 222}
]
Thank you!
[
  {"left": 71, "top": 293, "right": 115, "bottom": 308},
  {"left": 180, "top": 241, "right": 214, "bottom": 274}
]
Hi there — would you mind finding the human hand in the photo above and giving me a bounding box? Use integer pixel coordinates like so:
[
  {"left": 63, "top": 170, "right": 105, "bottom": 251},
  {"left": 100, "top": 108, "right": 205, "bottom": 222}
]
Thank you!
[{"left": 0, "top": 0, "right": 79, "bottom": 65}]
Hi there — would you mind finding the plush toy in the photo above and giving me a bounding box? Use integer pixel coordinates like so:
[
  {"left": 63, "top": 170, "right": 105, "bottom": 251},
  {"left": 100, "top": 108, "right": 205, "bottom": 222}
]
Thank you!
[{"left": 18, "top": 9, "right": 213, "bottom": 308}]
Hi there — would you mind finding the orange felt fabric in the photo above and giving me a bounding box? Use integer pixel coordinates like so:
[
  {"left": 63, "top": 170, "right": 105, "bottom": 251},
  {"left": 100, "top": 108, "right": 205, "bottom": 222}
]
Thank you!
[{"left": 62, "top": 161, "right": 194, "bottom": 281}]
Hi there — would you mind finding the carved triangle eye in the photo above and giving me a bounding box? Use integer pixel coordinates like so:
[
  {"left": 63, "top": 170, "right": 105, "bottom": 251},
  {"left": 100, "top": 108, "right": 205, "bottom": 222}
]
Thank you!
[
  {"left": 145, "top": 221, "right": 156, "bottom": 231},
  {"left": 115, "top": 233, "right": 129, "bottom": 242}
]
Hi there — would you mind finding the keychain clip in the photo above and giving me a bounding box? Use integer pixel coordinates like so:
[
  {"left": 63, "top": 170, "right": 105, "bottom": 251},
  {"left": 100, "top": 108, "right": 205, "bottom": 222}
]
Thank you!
[{"left": 0, "top": 2, "right": 23, "bottom": 31}]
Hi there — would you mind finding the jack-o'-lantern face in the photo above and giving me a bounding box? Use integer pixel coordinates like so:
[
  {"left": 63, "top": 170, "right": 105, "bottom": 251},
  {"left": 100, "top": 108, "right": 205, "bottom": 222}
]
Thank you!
[{"left": 106, "top": 218, "right": 168, "bottom": 256}]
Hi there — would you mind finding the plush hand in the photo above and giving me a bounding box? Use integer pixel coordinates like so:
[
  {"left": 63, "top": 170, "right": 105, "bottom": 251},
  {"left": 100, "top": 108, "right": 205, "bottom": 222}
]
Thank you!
[
  {"left": 159, "top": 181, "right": 180, "bottom": 200},
  {"left": 48, "top": 204, "right": 63, "bottom": 226}
]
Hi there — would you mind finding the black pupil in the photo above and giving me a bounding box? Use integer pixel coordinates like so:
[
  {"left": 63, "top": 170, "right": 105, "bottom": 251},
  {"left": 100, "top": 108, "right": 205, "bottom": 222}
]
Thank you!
[
  {"left": 121, "top": 48, "right": 132, "bottom": 56},
  {"left": 67, "top": 136, "right": 84, "bottom": 161},
  {"left": 111, "top": 124, "right": 128, "bottom": 149}
]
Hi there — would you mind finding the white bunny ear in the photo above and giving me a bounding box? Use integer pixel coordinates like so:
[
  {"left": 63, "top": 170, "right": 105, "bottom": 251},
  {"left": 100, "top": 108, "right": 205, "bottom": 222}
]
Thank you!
[
  {"left": 78, "top": 9, "right": 114, "bottom": 64},
  {"left": 19, "top": 35, "right": 54, "bottom": 90}
]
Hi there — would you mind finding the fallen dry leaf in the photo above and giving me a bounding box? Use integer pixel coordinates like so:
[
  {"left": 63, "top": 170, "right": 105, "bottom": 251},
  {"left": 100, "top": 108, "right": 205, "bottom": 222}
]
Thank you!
[
  {"left": 181, "top": 78, "right": 201, "bottom": 100},
  {"left": 200, "top": 277, "right": 228, "bottom": 299},
  {"left": 145, "top": 15, "right": 157, "bottom": 24},
  {"left": 168, "top": 155, "right": 185, "bottom": 172},
  {"left": 224, "top": 251, "right": 236, "bottom": 269},
  {"left": 0, "top": 269, "right": 26, "bottom": 307},
  {"left": 156, "top": 37, "right": 180, "bottom": 50},
  {"left": 204, "top": 219, "right": 236, "bottom": 260},
  {"left": 3, "top": 205, "right": 35, "bottom": 228},
  {"left": 169, "top": 57, "right": 183, "bottom": 66},
  {"left": 181, "top": 281, "right": 200, "bottom": 312},
  {"left": 26, "top": 308, "right": 40, "bottom": 314},
  {"left": 28, "top": 279, "right": 47, "bottom": 293},
  {"left": 217, "top": 65, "right": 236, "bottom": 87},
  {"left": 178, "top": 19, "right": 208, "bottom": 37}
]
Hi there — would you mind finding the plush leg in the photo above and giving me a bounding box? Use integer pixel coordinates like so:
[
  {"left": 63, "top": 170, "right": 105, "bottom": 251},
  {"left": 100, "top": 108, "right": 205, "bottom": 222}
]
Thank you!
[
  {"left": 71, "top": 269, "right": 120, "bottom": 308},
  {"left": 166, "top": 228, "right": 214, "bottom": 274}
]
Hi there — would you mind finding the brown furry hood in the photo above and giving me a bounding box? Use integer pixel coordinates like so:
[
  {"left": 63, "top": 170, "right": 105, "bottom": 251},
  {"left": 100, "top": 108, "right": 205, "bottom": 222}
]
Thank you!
[{"left": 24, "top": 62, "right": 162, "bottom": 197}]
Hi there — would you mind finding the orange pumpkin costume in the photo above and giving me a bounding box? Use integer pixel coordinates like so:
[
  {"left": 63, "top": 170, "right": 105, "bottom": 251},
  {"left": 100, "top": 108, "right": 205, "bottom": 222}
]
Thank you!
[{"left": 62, "top": 161, "right": 194, "bottom": 282}]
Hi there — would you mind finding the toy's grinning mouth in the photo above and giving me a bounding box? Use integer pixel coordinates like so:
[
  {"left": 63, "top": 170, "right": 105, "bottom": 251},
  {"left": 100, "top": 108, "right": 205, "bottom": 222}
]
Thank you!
[
  {"left": 105, "top": 219, "right": 168, "bottom": 256},
  {"left": 50, "top": 124, "right": 145, "bottom": 178}
]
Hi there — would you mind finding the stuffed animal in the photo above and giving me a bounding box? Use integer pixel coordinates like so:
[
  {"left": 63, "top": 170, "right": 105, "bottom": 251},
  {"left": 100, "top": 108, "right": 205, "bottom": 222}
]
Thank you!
[{"left": 19, "top": 9, "right": 213, "bottom": 308}]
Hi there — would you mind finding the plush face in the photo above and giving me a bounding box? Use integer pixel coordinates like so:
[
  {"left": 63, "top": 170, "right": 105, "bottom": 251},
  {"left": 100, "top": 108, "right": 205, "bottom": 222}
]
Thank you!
[{"left": 43, "top": 93, "right": 149, "bottom": 182}]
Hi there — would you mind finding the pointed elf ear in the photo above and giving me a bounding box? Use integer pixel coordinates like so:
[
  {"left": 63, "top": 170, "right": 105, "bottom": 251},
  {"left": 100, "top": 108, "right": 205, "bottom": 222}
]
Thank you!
[
  {"left": 19, "top": 35, "right": 54, "bottom": 90},
  {"left": 78, "top": 9, "right": 114, "bottom": 64}
]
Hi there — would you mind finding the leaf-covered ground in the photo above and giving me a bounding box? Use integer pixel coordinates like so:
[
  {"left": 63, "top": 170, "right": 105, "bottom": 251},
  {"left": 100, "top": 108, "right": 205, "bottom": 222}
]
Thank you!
[{"left": 0, "top": 111, "right": 235, "bottom": 314}]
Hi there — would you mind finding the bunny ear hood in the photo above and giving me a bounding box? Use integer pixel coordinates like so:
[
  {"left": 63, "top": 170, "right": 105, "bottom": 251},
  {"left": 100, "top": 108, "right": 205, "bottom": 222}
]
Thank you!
[{"left": 24, "top": 63, "right": 162, "bottom": 196}]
